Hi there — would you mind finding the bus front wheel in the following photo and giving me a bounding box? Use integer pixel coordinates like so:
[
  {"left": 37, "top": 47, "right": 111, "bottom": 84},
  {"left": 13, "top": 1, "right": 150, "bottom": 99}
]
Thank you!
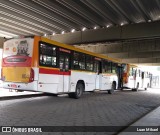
[{"left": 68, "top": 83, "right": 84, "bottom": 99}]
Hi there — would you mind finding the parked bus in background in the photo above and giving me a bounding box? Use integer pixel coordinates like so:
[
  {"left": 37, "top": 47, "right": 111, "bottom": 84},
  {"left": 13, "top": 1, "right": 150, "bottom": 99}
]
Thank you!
[
  {"left": 141, "top": 71, "right": 151, "bottom": 90},
  {"left": 122, "top": 64, "right": 151, "bottom": 91},
  {"left": 1, "top": 36, "right": 123, "bottom": 98}
]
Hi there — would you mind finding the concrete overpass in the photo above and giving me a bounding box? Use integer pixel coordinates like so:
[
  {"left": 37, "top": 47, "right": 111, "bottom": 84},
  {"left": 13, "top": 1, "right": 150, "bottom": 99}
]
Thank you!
[
  {"left": 74, "top": 38, "right": 160, "bottom": 66},
  {"left": 46, "top": 21, "right": 160, "bottom": 66},
  {"left": 0, "top": 0, "right": 160, "bottom": 66}
]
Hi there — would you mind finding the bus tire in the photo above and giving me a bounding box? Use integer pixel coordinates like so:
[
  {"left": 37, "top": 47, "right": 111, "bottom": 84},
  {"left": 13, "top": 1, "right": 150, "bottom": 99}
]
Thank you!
[
  {"left": 69, "top": 82, "right": 84, "bottom": 99},
  {"left": 145, "top": 83, "right": 149, "bottom": 91},
  {"left": 135, "top": 83, "right": 139, "bottom": 91},
  {"left": 108, "top": 82, "right": 116, "bottom": 94}
]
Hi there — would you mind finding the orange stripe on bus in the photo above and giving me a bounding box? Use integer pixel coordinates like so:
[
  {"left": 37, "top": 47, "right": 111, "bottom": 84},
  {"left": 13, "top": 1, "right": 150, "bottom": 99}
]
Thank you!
[{"left": 32, "top": 36, "right": 41, "bottom": 67}]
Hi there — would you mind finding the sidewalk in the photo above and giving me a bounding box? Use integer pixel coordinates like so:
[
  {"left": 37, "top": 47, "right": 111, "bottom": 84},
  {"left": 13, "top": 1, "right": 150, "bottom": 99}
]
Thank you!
[{"left": 119, "top": 106, "right": 160, "bottom": 135}]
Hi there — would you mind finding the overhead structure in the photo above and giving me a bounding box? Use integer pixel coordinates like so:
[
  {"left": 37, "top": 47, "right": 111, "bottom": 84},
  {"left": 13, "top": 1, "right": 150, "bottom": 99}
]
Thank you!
[
  {"left": 0, "top": 0, "right": 160, "bottom": 65},
  {"left": 0, "top": 0, "right": 160, "bottom": 37},
  {"left": 74, "top": 38, "right": 160, "bottom": 66}
]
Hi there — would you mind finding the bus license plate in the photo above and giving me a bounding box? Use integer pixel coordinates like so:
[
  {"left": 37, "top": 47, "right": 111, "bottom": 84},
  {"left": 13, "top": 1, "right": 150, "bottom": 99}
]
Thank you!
[{"left": 11, "top": 84, "right": 17, "bottom": 88}]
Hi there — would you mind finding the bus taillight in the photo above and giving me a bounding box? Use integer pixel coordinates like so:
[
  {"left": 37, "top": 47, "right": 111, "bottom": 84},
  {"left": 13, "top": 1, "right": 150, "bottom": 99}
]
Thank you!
[{"left": 29, "top": 68, "right": 34, "bottom": 82}]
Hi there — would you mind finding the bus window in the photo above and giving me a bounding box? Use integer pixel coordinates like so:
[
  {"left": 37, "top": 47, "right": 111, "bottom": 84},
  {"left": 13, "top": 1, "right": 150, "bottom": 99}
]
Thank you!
[
  {"left": 79, "top": 54, "right": 85, "bottom": 70},
  {"left": 86, "top": 55, "right": 93, "bottom": 71},
  {"left": 73, "top": 52, "right": 85, "bottom": 70},
  {"left": 103, "top": 60, "right": 112, "bottom": 73},
  {"left": 73, "top": 52, "right": 79, "bottom": 69},
  {"left": 94, "top": 60, "right": 99, "bottom": 73},
  {"left": 133, "top": 68, "right": 136, "bottom": 76},
  {"left": 129, "top": 68, "right": 133, "bottom": 76},
  {"left": 112, "top": 62, "right": 117, "bottom": 74},
  {"left": 39, "top": 43, "right": 57, "bottom": 67},
  {"left": 122, "top": 64, "right": 127, "bottom": 73}
]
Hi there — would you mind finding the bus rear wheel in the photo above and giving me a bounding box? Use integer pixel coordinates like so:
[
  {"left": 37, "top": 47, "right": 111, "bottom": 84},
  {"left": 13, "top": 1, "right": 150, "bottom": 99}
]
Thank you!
[
  {"left": 68, "top": 83, "right": 84, "bottom": 99},
  {"left": 108, "top": 82, "right": 116, "bottom": 94},
  {"left": 132, "top": 83, "right": 139, "bottom": 91},
  {"left": 145, "top": 83, "right": 150, "bottom": 90}
]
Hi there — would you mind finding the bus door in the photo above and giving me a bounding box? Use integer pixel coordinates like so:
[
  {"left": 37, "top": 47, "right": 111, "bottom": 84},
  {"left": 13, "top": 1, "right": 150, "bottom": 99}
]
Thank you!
[
  {"left": 117, "top": 65, "right": 123, "bottom": 89},
  {"left": 59, "top": 49, "right": 71, "bottom": 92},
  {"left": 94, "top": 60, "right": 102, "bottom": 89},
  {"left": 142, "top": 72, "right": 144, "bottom": 88}
]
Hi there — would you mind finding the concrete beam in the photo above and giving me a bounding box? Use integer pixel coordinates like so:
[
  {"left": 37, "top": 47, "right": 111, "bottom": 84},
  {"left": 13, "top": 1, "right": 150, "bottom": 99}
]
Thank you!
[
  {"left": 49, "top": 21, "right": 160, "bottom": 44},
  {"left": 103, "top": 51, "right": 160, "bottom": 59},
  {"left": 75, "top": 38, "right": 160, "bottom": 53},
  {"left": 74, "top": 38, "right": 160, "bottom": 65},
  {"left": 134, "top": 63, "right": 160, "bottom": 66},
  {"left": 122, "top": 58, "right": 160, "bottom": 64},
  {"left": 47, "top": 26, "right": 121, "bottom": 44}
]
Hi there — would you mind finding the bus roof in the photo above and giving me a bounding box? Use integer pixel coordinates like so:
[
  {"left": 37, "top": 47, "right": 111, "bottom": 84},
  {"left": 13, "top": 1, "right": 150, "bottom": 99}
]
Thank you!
[{"left": 40, "top": 36, "right": 122, "bottom": 63}]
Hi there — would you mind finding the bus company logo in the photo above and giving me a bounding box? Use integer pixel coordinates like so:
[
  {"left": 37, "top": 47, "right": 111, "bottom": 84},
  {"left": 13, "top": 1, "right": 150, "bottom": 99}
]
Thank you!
[{"left": 2, "top": 127, "right": 11, "bottom": 132}]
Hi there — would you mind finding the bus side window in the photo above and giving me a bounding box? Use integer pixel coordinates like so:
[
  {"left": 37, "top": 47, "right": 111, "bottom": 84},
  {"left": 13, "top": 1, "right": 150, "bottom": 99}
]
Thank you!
[
  {"left": 112, "top": 62, "right": 117, "bottom": 74},
  {"left": 102, "top": 60, "right": 111, "bottom": 73},
  {"left": 73, "top": 52, "right": 85, "bottom": 70},
  {"left": 107, "top": 61, "right": 112, "bottom": 73},
  {"left": 94, "top": 59, "right": 101, "bottom": 73},
  {"left": 129, "top": 67, "right": 133, "bottom": 76},
  {"left": 86, "top": 55, "right": 93, "bottom": 71},
  {"left": 39, "top": 43, "right": 57, "bottom": 67}
]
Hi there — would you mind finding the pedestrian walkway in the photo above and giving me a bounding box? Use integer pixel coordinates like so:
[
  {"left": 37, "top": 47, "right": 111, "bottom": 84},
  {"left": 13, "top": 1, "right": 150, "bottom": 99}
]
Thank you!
[{"left": 119, "top": 106, "right": 160, "bottom": 135}]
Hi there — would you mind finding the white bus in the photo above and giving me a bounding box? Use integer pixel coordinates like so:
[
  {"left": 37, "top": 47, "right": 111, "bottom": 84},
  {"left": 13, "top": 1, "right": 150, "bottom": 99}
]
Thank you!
[
  {"left": 122, "top": 64, "right": 151, "bottom": 91},
  {"left": 1, "top": 36, "right": 123, "bottom": 98}
]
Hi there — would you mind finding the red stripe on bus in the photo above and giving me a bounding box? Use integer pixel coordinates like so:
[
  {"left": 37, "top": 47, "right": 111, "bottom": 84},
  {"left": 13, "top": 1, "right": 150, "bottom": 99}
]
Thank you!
[{"left": 39, "top": 68, "right": 71, "bottom": 75}]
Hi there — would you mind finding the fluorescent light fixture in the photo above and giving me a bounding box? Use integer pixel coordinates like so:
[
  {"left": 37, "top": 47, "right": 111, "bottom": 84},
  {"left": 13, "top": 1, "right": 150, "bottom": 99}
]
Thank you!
[
  {"left": 0, "top": 30, "right": 18, "bottom": 38},
  {"left": 82, "top": 27, "right": 86, "bottom": 31},
  {"left": 44, "top": 33, "right": 47, "bottom": 36},
  {"left": 120, "top": 23, "right": 124, "bottom": 26},
  {"left": 61, "top": 31, "right": 64, "bottom": 34},
  {"left": 71, "top": 29, "right": 75, "bottom": 33},
  {"left": 94, "top": 26, "right": 97, "bottom": 29},
  {"left": 107, "top": 25, "right": 110, "bottom": 28},
  {"left": 52, "top": 32, "right": 55, "bottom": 35}
]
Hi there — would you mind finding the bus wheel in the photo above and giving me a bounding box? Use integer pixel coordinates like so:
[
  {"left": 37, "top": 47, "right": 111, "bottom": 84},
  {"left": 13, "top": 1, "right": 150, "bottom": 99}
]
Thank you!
[
  {"left": 108, "top": 82, "right": 116, "bottom": 94},
  {"left": 145, "top": 83, "right": 150, "bottom": 91},
  {"left": 69, "top": 83, "right": 84, "bottom": 99},
  {"left": 135, "top": 83, "right": 139, "bottom": 91}
]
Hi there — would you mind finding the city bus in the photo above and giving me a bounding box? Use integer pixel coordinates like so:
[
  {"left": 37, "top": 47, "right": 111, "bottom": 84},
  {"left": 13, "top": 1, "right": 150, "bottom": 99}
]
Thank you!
[
  {"left": 122, "top": 64, "right": 150, "bottom": 91},
  {"left": 1, "top": 36, "right": 123, "bottom": 98}
]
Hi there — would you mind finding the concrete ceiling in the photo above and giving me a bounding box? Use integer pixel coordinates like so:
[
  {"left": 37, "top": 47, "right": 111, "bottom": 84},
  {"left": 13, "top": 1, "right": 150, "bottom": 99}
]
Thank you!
[
  {"left": 0, "top": 0, "right": 160, "bottom": 37},
  {"left": 0, "top": 0, "right": 160, "bottom": 66}
]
